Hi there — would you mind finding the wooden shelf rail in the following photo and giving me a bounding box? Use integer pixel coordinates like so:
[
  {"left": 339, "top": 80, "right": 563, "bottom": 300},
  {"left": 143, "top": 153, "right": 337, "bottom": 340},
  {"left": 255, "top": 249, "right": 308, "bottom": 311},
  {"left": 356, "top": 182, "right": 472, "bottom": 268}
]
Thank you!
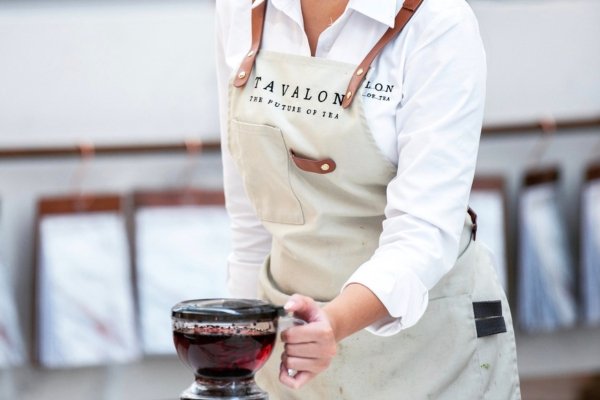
[
  {"left": 0, "top": 141, "right": 221, "bottom": 160},
  {"left": 0, "top": 115, "right": 598, "bottom": 160},
  {"left": 481, "top": 115, "right": 600, "bottom": 136}
]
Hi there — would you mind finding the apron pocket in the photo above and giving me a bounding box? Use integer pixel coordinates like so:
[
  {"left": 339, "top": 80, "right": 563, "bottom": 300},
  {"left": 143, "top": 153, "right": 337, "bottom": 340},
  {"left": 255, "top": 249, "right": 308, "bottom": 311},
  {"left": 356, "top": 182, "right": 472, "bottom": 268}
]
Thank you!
[{"left": 229, "top": 120, "right": 305, "bottom": 225}]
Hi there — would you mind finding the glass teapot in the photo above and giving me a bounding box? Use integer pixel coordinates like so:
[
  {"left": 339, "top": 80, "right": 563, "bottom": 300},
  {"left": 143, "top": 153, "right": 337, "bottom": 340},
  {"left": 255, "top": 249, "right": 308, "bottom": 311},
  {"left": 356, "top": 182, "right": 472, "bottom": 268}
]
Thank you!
[{"left": 172, "top": 298, "right": 304, "bottom": 400}]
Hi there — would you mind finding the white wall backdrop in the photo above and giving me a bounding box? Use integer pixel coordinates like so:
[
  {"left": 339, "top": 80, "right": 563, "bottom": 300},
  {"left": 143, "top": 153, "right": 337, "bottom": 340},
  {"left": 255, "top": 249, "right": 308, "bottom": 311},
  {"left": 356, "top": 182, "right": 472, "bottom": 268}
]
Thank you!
[
  {"left": 0, "top": 0, "right": 219, "bottom": 147},
  {"left": 0, "top": 0, "right": 598, "bottom": 147},
  {"left": 472, "top": 0, "right": 600, "bottom": 124}
]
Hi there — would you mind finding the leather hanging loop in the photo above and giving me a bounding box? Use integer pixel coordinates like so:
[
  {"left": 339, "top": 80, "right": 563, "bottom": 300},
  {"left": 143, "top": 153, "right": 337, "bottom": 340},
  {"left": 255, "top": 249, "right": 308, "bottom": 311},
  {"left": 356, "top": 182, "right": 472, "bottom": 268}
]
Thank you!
[
  {"left": 69, "top": 141, "right": 96, "bottom": 205},
  {"left": 178, "top": 138, "right": 204, "bottom": 190},
  {"left": 526, "top": 115, "right": 556, "bottom": 168}
]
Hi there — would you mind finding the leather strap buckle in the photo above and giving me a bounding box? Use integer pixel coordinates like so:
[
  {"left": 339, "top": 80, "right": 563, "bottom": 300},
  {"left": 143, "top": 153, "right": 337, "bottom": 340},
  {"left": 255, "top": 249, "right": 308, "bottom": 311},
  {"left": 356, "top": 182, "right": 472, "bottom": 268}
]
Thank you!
[{"left": 467, "top": 207, "right": 478, "bottom": 241}]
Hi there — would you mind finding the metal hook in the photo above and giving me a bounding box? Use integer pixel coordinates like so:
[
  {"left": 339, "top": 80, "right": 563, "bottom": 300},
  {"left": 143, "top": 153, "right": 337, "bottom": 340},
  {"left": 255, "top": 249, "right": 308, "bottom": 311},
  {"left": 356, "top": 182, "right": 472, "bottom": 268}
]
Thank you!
[
  {"left": 178, "top": 138, "right": 204, "bottom": 191},
  {"left": 184, "top": 138, "right": 203, "bottom": 156},
  {"left": 79, "top": 141, "right": 95, "bottom": 160},
  {"left": 527, "top": 116, "right": 556, "bottom": 168}
]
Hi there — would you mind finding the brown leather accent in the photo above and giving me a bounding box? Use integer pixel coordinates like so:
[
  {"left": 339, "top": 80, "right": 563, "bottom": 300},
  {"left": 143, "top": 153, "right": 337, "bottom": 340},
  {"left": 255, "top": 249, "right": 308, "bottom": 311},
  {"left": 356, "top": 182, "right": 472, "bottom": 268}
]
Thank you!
[
  {"left": 290, "top": 150, "right": 336, "bottom": 174},
  {"left": 133, "top": 189, "right": 225, "bottom": 207},
  {"left": 401, "top": 0, "right": 423, "bottom": 11},
  {"left": 342, "top": 0, "right": 425, "bottom": 109},
  {"left": 472, "top": 176, "right": 506, "bottom": 191},
  {"left": 38, "top": 194, "right": 122, "bottom": 215},
  {"left": 234, "top": 1, "right": 267, "bottom": 88},
  {"left": 585, "top": 162, "right": 600, "bottom": 181},
  {"left": 523, "top": 166, "right": 560, "bottom": 186},
  {"left": 467, "top": 206, "right": 478, "bottom": 241}
]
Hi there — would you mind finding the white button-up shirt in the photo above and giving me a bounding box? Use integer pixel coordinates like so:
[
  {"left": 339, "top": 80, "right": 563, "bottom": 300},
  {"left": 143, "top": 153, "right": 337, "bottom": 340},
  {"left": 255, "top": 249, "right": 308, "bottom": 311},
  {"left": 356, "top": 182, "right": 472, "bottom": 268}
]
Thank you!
[{"left": 216, "top": 0, "right": 486, "bottom": 335}]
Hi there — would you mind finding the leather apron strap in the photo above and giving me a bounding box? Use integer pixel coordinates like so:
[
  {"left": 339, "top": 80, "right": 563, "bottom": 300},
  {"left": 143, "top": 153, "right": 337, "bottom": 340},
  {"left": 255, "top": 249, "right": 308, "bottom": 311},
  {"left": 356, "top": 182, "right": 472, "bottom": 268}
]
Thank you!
[
  {"left": 233, "top": 1, "right": 267, "bottom": 88},
  {"left": 233, "top": 0, "right": 425, "bottom": 110},
  {"left": 341, "top": 0, "right": 424, "bottom": 108}
]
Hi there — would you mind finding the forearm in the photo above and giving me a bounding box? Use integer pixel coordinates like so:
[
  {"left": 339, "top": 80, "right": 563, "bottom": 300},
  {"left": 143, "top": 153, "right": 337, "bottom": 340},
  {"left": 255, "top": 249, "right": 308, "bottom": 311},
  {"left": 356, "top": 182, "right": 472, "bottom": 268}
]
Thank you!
[{"left": 323, "top": 283, "right": 390, "bottom": 342}]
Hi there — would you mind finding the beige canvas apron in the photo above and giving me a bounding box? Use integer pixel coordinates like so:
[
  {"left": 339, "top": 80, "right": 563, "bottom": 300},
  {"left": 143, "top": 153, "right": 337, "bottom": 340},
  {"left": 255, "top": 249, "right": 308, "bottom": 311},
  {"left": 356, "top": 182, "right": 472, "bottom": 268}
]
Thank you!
[{"left": 227, "top": 1, "right": 521, "bottom": 398}]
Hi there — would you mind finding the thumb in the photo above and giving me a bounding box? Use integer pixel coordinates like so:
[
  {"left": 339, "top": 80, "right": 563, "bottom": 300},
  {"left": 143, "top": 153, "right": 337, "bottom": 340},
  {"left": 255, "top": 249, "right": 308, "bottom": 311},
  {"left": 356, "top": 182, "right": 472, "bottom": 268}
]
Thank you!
[{"left": 284, "top": 294, "right": 321, "bottom": 323}]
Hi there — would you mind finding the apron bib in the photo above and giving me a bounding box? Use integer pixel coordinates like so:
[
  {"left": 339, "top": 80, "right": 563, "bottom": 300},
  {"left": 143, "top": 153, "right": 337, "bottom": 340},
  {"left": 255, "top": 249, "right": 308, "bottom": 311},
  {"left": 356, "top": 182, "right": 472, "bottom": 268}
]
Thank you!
[{"left": 226, "top": 1, "right": 521, "bottom": 398}]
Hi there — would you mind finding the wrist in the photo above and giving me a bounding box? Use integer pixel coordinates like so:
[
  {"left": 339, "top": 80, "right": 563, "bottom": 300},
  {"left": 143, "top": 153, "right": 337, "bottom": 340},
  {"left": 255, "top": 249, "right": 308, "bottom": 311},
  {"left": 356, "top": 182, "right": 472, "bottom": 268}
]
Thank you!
[
  {"left": 322, "top": 303, "right": 344, "bottom": 342},
  {"left": 324, "top": 283, "right": 390, "bottom": 341}
]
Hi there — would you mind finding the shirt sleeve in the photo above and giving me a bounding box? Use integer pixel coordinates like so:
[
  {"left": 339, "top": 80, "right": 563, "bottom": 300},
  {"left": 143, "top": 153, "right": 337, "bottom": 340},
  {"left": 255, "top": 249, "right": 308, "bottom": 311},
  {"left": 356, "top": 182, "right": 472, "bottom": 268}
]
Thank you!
[
  {"left": 343, "top": 4, "right": 487, "bottom": 336},
  {"left": 215, "top": 2, "right": 272, "bottom": 299}
]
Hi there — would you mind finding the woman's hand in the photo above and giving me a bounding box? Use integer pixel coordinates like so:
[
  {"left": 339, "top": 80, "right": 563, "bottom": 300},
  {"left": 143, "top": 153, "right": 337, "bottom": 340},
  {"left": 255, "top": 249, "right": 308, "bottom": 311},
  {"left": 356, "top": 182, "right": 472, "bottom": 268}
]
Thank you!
[
  {"left": 278, "top": 285, "right": 390, "bottom": 389},
  {"left": 278, "top": 294, "right": 338, "bottom": 389}
]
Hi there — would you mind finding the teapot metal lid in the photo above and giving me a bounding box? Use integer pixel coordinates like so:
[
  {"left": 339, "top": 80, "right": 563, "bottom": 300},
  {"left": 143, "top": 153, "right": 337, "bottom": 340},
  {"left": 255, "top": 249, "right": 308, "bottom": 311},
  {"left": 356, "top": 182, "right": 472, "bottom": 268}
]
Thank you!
[{"left": 171, "top": 298, "right": 286, "bottom": 322}]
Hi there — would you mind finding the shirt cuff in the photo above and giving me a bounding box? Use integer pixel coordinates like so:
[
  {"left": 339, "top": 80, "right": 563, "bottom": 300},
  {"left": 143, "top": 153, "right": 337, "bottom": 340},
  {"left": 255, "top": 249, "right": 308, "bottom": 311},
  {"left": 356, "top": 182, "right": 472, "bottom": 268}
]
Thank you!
[{"left": 342, "top": 260, "right": 429, "bottom": 336}]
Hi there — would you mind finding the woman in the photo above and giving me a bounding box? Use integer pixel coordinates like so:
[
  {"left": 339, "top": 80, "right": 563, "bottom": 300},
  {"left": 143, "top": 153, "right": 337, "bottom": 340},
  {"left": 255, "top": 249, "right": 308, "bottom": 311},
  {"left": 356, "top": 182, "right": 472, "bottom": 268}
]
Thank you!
[{"left": 216, "top": 0, "right": 521, "bottom": 398}]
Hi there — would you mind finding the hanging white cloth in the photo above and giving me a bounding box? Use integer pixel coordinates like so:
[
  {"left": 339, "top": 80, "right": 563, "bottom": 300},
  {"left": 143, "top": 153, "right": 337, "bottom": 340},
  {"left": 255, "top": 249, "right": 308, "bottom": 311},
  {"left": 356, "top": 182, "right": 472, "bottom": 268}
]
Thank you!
[
  {"left": 135, "top": 205, "right": 230, "bottom": 355},
  {"left": 469, "top": 187, "right": 508, "bottom": 291},
  {"left": 0, "top": 260, "right": 25, "bottom": 368},
  {"left": 38, "top": 212, "right": 139, "bottom": 368},
  {"left": 517, "top": 182, "right": 577, "bottom": 333},
  {"left": 581, "top": 177, "right": 600, "bottom": 326}
]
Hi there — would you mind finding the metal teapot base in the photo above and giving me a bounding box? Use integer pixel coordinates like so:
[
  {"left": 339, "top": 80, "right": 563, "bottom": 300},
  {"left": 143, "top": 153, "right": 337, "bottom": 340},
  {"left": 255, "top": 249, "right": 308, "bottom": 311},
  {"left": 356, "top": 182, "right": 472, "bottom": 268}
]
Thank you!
[{"left": 180, "top": 377, "right": 268, "bottom": 400}]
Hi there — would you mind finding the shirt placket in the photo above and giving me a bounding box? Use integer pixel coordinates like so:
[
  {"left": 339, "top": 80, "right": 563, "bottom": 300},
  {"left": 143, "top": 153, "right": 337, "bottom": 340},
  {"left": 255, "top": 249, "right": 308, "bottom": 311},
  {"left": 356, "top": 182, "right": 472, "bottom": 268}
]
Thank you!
[
  {"left": 315, "top": 11, "right": 354, "bottom": 58},
  {"left": 267, "top": 0, "right": 311, "bottom": 56},
  {"left": 268, "top": 0, "right": 361, "bottom": 59}
]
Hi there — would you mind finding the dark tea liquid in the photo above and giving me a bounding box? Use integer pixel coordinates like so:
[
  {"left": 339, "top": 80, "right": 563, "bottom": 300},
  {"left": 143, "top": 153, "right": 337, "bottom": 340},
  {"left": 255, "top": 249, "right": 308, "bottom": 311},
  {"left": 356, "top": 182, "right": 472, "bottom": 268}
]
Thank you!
[{"left": 174, "top": 327, "right": 276, "bottom": 380}]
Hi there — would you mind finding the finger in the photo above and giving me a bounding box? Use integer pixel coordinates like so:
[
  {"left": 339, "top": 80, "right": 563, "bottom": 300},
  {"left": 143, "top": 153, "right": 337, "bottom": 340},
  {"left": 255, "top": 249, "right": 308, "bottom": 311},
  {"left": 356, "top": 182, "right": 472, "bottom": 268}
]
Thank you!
[
  {"left": 282, "top": 353, "right": 328, "bottom": 374},
  {"left": 283, "top": 294, "right": 308, "bottom": 313},
  {"left": 284, "top": 342, "right": 322, "bottom": 358},
  {"left": 280, "top": 324, "right": 314, "bottom": 344},
  {"left": 279, "top": 362, "right": 315, "bottom": 389},
  {"left": 281, "top": 322, "right": 335, "bottom": 345}
]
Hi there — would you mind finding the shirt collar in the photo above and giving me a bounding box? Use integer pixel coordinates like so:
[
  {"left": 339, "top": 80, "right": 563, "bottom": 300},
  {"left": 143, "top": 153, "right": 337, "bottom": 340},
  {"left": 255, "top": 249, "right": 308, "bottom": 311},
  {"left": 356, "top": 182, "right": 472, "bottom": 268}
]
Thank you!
[
  {"left": 346, "top": 0, "right": 399, "bottom": 28},
  {"left": 253, "top": 0, "right": 399, "bottom": 29},
  {"left": 253, "top": 0, "right": 303, "bottom": 25}
]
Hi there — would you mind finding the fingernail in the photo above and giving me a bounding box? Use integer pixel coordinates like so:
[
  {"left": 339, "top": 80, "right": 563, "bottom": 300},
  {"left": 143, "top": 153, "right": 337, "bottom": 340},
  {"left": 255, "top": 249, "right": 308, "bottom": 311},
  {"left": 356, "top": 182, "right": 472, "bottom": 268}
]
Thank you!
[{"left": 284, "top": 300, "right": 295, "bottom": 311}]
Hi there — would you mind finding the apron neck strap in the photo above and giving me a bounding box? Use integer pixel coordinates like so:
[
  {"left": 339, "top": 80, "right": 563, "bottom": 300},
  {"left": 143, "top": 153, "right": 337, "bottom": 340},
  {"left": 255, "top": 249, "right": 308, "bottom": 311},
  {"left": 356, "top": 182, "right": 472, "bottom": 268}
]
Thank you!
[
  {"left": 341, "top": 0, "right": 424, "bottom": 108},
  {"left": 233, "top": 0, "right": 267, "bottom": 88},
  {"left": 233, "top": 0, "right": 425, "bottom": 109}
]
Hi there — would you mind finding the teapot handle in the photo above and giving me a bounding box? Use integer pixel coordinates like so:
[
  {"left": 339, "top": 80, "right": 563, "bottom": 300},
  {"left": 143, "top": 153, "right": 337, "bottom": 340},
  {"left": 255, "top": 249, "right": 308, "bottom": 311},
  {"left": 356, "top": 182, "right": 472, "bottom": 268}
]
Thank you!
[
  {"left": 276, "top": 309, "right": 307, "bottom": 378},
  {"left": 276, "top": 308, "right": 308, "bottom": 331}
]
